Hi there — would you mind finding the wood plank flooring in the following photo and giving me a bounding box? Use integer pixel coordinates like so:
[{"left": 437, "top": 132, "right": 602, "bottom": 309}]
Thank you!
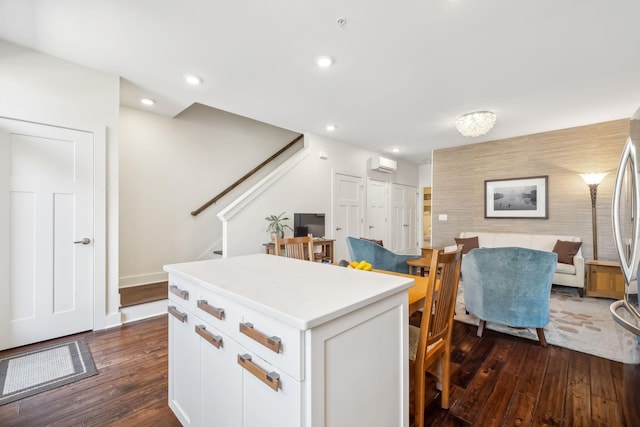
[{"left": 0, "top": 315, "right": 638, "bottom": 426}]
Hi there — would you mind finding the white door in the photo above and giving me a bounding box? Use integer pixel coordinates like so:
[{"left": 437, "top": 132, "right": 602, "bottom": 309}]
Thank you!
[
  {"left": 0, "top": 118, "right": 94, "bottom": 350},
  {"left": 333, "top": 173, "right": 363, "bottom": 262},
  {"left": 366, "top": 179, "right": 387, "bottom": 245},
  {"left": 389, "top": 184, "right": 418, "bottom": 252}
]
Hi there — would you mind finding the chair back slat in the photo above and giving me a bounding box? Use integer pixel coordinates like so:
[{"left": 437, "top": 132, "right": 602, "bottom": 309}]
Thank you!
[
  {"left": 275, "top": 234, "right": 315, "bottom": 261},
  {"left": 415, "top": 245, "right": 463, "bottom": 364}
]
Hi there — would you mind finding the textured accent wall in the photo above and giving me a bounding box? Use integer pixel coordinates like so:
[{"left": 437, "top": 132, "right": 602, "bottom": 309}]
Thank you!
[{"left": 432, "top": 119, "right": 629, "bottom": 262}]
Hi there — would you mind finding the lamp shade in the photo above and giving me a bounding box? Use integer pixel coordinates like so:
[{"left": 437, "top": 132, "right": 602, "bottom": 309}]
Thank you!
[{"left": 580, "top": 173, "right": 607, "bottom": 185}]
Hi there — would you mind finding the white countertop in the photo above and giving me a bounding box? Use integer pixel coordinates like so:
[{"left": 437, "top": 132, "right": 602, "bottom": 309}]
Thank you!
[{"left": 164, "top": 254, "right": 414, "bottom": 330}]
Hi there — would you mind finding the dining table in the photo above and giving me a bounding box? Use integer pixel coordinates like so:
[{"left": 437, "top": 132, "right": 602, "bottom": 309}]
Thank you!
[{"left": 373, "top": 269, "right": 431, "bottom": 315}]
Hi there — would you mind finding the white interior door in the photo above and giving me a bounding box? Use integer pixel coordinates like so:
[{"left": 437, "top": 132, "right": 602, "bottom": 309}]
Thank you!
[
  {"left": 366, "top": 179, "right": 387, "bottom": 244},
  {"left": 390, "top": 184, "right": 418, "bottom": 253},
  {"left": 333, "top": 173, "right": 363, "bottom": 262},
  {"left": 0, "top": 118, "right": 94, "bottom": 350}
]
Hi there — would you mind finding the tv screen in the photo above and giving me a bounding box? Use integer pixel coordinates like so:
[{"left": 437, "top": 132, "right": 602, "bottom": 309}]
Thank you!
[{"left": 294, "top": 213, "right": 325, "bottom": 238}]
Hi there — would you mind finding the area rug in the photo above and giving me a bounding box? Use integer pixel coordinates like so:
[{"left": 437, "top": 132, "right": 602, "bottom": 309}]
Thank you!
[
  {"left": 455, "top": 282, "right": 640, "bottom": 364},
  {"left": 0, "top": 337, "right": 98, "bottom": 405}
]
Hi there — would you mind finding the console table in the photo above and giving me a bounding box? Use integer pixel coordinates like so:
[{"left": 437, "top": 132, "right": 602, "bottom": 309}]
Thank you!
[{"left": 263, "top": 238, "right": 334, "bottom": 263}]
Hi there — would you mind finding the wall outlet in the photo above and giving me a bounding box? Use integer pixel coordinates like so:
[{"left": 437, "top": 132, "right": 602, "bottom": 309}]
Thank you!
[{"left": 439, "top": 214, "right": 448, "bottom": 221}]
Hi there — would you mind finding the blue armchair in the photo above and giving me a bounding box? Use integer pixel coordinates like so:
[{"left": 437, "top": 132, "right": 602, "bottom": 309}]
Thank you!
[
  {"left": 460, "top": 247, "right": 557, "bottom": 347},
  {"left": 345, "top": 237, "right": 420, "bottom": 274}
]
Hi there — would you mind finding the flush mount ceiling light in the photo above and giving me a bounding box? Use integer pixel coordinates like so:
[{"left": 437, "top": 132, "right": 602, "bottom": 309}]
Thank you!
[
  {"left": 455, "top": 110, "right": 497, "bottom": 137},
  {"left": 316, "top": 56, "right": 334, "bottom": 68},
  {"left": 183, "top": 74, "right": 202, "bottom": 85},
  {"left": 140, "top": 98, "right": 155, "bottom": 106}
]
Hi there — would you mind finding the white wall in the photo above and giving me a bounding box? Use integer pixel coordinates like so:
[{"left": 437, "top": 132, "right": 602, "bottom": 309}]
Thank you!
[
  {"left": 0, "top": 40, "right": 121, "bottom": 328},
  {"left": 118, "top": 104, "right": 300, "bottom": 286},
  {"left": 224, "top": 133, "right": 419, "bottom": 258}
]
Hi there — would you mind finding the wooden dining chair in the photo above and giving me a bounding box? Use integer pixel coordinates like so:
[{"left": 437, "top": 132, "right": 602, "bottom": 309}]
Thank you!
[
  {"left": 274, "top": 234, "right": 314, "bottom": 261},
  {"left": 408, "top": 245, "right": 463, "bottom": 427}
]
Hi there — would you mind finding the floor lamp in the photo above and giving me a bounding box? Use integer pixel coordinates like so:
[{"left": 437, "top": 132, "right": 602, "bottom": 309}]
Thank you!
[{"left": 580, "top": 173, "right": 608, "bottom": 260}]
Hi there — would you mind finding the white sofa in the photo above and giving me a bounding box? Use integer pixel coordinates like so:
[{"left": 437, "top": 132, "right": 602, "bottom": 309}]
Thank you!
[{"left": 458, "top": 231, "right": 585, "bottom": 294}]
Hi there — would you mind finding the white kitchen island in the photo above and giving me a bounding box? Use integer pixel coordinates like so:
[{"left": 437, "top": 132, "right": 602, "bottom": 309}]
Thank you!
[{"left": 164, "top": 253, "right": 414, "bottom": 427}]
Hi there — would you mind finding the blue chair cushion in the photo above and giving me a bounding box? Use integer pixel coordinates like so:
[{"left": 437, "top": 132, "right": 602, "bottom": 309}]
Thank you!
[{"left": 461, "top": 247, "right": 557, "bottom": 328}]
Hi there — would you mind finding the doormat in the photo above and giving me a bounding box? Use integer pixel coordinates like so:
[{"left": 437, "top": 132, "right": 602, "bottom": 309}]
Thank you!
[
  {"left": 0, "top": 337, "right": 98, "bottom": 405},
  {"left": 455, "top": 282, "right": 640, "bottom": 364}
]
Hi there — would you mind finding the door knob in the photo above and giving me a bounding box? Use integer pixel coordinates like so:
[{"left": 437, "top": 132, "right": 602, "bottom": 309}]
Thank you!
[
  {"left": 369, "top": 226, "right": 374, "bottom": 229},
  {"left": 336, "top": 227, "right": 342, "bottom": 231},
  {"left": 74, "top": 238, "right": 91, "bottom": 245}
]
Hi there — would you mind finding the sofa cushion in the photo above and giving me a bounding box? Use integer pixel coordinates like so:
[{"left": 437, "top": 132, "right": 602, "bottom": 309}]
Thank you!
[
  {"left": 454, "top": 236, "right": 479, "bottom": 255},
  {"left": 552, "top": 240, "right": 582, "bottom": 265},
  {"left": 556, "top": 263, "right": 577, "bottom": 274}
]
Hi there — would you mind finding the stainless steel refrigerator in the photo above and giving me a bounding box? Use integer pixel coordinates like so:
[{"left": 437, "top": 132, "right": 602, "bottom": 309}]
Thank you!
[{"left": 611, "top": 106, "right": 640, "bottom": 336}]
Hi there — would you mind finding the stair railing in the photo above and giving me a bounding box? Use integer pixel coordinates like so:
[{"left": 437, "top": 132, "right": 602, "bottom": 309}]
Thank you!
[{"left": 190, "top": 134, "right": 303, "bottom": 216}]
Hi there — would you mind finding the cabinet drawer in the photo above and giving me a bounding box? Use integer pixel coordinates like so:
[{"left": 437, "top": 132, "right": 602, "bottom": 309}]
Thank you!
[
  {"left": 195, "top": 287, "right": 241, "bottom": 338},
  {"left": 236, "top": 306, "right": 303, "bottom": 381},
  {"left": 168, "top": 275, "right": 195, "bottom": 312}
]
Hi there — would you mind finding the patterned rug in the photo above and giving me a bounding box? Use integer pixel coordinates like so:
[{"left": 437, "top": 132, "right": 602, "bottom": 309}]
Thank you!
[
  {"left": 455, "top": 282, "right": 640, "bottom": 364},
  {"left": 0, "top": 337, "right": 98, "bottom": 405}
]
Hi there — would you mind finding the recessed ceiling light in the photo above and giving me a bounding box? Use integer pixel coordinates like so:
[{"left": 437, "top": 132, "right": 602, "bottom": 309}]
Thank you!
[
  {"left": 316, "top": 56, "right": 334, "bottom": 68},
  {"left": 326, "top": 124, "right": 336, "bottom": 131},
  {"left": 183, "top": 74, "right": 202, "bottom": 85},
  {"left": 392, "top": 148, "right": 400, "bottom": 153},
  {"left": 140, "top": 98, "right": 155, "bottom": 106}
]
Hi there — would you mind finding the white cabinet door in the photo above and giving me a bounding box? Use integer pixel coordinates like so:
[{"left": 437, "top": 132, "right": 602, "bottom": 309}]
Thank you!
[
  {"left": 199, "top": 323, "right": 243, "bottom": 427},
  {"left": 168, "top": 306, "right": 201, "bottom": 427},
  {"left": 240, "top": 352, "right": 302, "bottom": 427}
]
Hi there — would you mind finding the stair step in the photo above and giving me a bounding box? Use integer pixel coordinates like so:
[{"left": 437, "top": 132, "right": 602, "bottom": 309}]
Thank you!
[{"left": 120, "top": 282, "right": 167, "bottom": 307}]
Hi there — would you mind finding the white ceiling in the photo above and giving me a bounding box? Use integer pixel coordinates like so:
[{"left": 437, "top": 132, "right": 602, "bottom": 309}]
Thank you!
[{"left": 1, "top": 0, "right": 640, "bottom": 163}]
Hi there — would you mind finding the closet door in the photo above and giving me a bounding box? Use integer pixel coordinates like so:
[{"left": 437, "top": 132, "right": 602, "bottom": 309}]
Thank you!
[{"left": 389, "top": 184, "right": 417, "bottom": 252}]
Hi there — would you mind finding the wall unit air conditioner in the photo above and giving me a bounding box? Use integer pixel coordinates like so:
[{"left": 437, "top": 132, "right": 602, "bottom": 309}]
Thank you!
[{"left": 370, "top": 156, "right": 397, "bottom": 173}]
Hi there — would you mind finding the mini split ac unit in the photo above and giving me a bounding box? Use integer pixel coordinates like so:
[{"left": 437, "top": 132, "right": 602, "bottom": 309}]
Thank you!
[{"left": 370, "top": 156, "right": 397, "bottom": 173}]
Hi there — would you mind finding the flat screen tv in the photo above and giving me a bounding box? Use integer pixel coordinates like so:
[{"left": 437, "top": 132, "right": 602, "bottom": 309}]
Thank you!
[{"left": 294, "top": 213, "right": 325, "bottom": 238}]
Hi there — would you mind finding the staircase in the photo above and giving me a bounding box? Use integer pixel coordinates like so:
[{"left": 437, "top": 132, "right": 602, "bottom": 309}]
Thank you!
[{"left": 120, "top": 282, "right": 168, "bottom": 323}]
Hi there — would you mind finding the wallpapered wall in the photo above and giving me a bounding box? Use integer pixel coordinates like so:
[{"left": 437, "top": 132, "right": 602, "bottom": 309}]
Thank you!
[{"left": 432, "top": 119, "right": 629, "bottom": 262}]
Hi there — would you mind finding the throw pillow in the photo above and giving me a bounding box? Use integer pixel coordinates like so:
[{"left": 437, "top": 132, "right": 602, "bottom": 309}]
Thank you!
[
  {"left": 552, "top": 240, "right": 582, "bottom": 265},
  {"left": 360, "top": 237, "right": 384, "bottom": 247},
  {"left": 454, "top": 236, "right": 479, "bottom": 255}
]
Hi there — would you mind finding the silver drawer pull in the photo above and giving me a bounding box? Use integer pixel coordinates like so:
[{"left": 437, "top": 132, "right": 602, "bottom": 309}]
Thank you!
[
  {"left": 239, "top": 322, "right": 282, "bottom": 353},
  {"left": 197, "top": 299, "right": 225, "bottom": 320},
  {"left": 169, "top": 285, "right": 189, "bottom": 300},
  {"left": 195, "top": 325, "right": 223, "bottom": 348},
  {"left": 237, "top": 354, "right": 280, "bottom": 391},
  {"left": 168, "top": 305, "right": 187, "bottom": 323}
]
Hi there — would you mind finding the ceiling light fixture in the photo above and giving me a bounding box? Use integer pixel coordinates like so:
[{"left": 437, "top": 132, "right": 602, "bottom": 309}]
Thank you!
[
  {"left": 183, "top": 74, "right": 202, "bottom": 85},
  {"left": 316, "top": 56, "right": 334, "bottom": 68},
  {"left": 140, "top": 98, "right": 155, "bottom": 106},
  {"left": 392, "top": 148, "right": 400, "bottom": 153},
  {"left": 326, "top": 124, "right": 336, "bottom": 131},
  {"left": 455, "top": 110, "right": 497, "bottom": 137}
]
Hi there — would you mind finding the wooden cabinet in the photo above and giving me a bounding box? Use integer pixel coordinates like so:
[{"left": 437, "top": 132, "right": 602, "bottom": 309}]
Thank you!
[
  {"left": 586, "top": 260, "right": 625, "bottom": 299},
  {"left": 165, "top": 254, "right": 413, "bottom": 427}
]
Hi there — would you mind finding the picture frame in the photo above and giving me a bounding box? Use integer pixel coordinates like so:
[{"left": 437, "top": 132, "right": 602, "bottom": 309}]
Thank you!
[{"left": 485, "top": 176, "right": 548, "bottom": 219}]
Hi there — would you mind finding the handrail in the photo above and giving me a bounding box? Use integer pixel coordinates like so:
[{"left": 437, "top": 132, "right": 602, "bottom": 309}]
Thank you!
[{"left": 191, "top": 133, "right": 304, "bottom": 216}]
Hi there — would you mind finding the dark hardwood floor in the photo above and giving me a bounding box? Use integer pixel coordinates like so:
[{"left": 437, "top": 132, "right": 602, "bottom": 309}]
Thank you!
[{"left": 0, "top": 315, "right": 638, "bottom": 426}]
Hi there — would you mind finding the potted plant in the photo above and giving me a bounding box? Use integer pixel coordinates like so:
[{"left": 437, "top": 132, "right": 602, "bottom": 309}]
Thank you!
[{"left": 265, "top": 212, "right": 293, "bottom": 241}]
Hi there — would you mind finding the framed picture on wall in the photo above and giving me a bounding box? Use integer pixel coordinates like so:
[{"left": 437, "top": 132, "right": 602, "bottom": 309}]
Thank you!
[{"left": 485, "top": 176, "right": 548, "bottom": 219}]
